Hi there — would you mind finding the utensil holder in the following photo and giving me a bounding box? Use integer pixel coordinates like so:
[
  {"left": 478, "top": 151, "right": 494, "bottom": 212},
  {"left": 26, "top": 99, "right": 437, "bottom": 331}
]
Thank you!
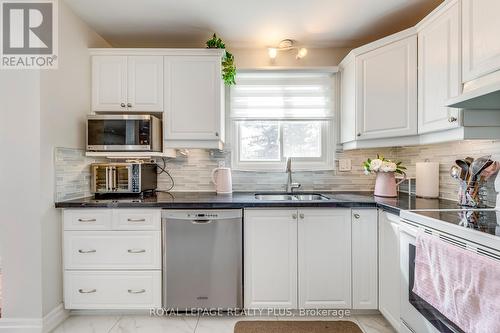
[{"left": 458, "top": 179, "right": 486, "bottom": 207}]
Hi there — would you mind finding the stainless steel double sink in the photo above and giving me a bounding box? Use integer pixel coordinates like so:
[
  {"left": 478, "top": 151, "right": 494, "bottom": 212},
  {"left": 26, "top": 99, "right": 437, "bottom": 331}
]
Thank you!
[{"left": 254, "top": 193, "right": 330, "bottom": 201}]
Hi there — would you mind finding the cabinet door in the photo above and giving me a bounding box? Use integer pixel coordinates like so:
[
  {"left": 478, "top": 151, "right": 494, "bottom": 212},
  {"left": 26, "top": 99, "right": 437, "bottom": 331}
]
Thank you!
[
  {"left": 127, "top": 56, "right": 164, "bottom": 112},
  {"left": 463, "top": 0, "right": 500, "bottom": 82},
  {"left": 352, "top": 209, "right": 378, "bottom": 309},
  {"left": 378, "top": 212, "right": 401, "bottom": 331},
  {"left": 340, "top": 60, "right": 356, "bottom": 143},
  {"left": 298, "top": 209, "right": 351, "bottom": 309},
  {"left": 164, "top": 56, "right": 223, "bottom": 141},
  {"left": 92, "top": 56, "right": 128, "bottom": 111},
  {"left": 418, "top": 2, "right": 461, "bottom": 134},
  {"left": 244, "top": 209, "right": 297, "bottom": 309},
  {"left": 355, "top": 36, "right": 417, "bottom": 139}
]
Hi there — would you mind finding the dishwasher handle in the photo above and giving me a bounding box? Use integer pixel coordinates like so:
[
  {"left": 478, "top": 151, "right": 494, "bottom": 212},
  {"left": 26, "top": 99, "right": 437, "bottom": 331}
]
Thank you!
[{"left": 191, "top": 219, "right": 213, "bottom": 224}]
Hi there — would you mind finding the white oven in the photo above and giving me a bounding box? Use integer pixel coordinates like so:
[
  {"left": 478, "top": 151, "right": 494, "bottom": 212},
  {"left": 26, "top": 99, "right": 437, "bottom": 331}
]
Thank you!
[{"left": 399, "top": 218, "right": 500, "bottom": 333}]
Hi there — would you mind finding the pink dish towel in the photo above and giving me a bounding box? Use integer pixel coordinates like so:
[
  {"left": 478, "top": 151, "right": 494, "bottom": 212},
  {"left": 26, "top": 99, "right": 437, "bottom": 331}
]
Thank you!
[{"left": 412, "top": 231, "right": 500, "bottom": 333}]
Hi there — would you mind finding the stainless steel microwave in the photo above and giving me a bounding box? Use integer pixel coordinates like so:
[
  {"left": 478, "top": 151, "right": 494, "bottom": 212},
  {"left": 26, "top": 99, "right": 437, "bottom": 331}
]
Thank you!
[
  {"left": 91, "top": 162, "right": 157, "bottom": 194},
  {"left": 87, "top": 115, "right": 162, "bottom": 152}
]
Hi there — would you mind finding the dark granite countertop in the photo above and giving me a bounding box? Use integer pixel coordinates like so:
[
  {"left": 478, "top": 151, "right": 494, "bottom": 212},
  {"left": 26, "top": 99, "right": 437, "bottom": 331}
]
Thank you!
[{"left": 55, "top": 191, "right": 461, "bottom": 215}]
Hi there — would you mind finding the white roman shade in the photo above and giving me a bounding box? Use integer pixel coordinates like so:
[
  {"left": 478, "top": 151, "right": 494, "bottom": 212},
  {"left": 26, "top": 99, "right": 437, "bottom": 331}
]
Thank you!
[{"left": 230, "top": 71, "right": 334, "bottom": 120}]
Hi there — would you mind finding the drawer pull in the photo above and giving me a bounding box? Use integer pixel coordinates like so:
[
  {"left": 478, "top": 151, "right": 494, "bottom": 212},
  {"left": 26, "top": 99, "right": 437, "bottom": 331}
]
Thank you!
[
  {"left": 77, "top": 218, "right": 96, "bottom": 222},
  {"left": 78, "top": 249, "right": 97, "bottom": 254},
  {"left": 78, "top": 288, "right": 97, "bottom": 294},
  {"left": 127, "top": 249, "right": 146, "bottom": 253},
  {"left": 128, "top": 289, "right": 146, "bottom": 294},
  {"left": 127, "top": 218, "right": 146, "bottom": 222}
]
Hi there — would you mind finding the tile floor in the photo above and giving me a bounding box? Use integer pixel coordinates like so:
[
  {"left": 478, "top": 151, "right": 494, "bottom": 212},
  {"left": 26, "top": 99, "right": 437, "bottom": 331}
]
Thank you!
[{"left": 52, "top": 313, "right": 396, "bottom": 333}]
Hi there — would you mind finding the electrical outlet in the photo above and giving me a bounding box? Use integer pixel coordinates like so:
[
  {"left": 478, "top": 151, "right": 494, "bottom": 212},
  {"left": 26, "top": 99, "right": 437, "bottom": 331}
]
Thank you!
[{"left": 339, "top": 159, "right": 352, "bottom": 171}]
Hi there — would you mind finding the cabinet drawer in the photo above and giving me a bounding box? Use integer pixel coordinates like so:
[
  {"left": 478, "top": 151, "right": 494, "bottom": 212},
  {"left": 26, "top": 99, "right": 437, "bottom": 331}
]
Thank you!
[
  {"left": 64, "top": 231, "right": 161, "bottom": 269},
  {"left": 63, "top": 209, "right": 112, "bottom": 230},
  {"left": 112, "top": 209, "right": 161, "bottom": 230},
  {"left": 64, "top": 270, "right": 161, "bottom": 309}
]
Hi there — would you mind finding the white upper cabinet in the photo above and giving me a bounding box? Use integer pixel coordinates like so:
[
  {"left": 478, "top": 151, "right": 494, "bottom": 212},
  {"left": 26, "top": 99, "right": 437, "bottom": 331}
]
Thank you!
[
  {"left": 340, "top": 59, "right": 357, "bottom": 144},
  {"left": 355, "top": 36, "right": 417, "bottom": 140},
  {"left": 418, "top": 0, "right": 461, "bottom": 134},
  {"left": 92, "top": 56, "right": 128, "bottom": 111},
  {"left": 127, "top": 56, "right": 164, "bottom": 112},
  {"left": 92, "top": 55, "right": 163, "bottom": 112},
  {"left": 462, "top": 0, "right": 500, "bottom": 82},
  {"left": 298, "top": 209, "right": 351, "bottom": 309},
  {"left": 244, "top": 209, "right": 298, "bottom": 309},
  {"left": 351, "top": 209, "right": 378, "bottom": 310},
  {"left": 164, "top": 55, "right": 224, "bottom": 149},
  {"left": 340, "top": 31, "right": 418, "bottom": 145}
]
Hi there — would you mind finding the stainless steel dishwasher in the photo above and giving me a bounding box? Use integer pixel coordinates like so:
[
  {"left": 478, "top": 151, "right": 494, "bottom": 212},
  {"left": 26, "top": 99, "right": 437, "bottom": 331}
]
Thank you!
[{"left": 162, "top": 209, "right": 242, "bottom": 309}]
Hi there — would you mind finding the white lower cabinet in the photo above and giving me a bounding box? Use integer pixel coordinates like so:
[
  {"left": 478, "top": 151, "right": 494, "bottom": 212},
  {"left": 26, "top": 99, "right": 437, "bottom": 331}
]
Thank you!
[
  {"left": 64, "top": 270, "right": 161, "bottom": 310},
  {"left": 63, "top": 209, "right": 162, "bottom": 309},
  {"left": 244, "top": 208, "right": 355, "bottom": 310},
  {"left": 64, "top": 231, "right": 161, "bottom": 270},
  {"left": 378, "top": 211, "right": 401, "bottom": 330},
  {"left": 352, "top": 209, "right": 378, "bottom": 309},
  {"left": 244, "top": 209, "right": 298, "bottom": 309},
  {"left": 298, "top": 209, "right": 351, "bottom": 309}
]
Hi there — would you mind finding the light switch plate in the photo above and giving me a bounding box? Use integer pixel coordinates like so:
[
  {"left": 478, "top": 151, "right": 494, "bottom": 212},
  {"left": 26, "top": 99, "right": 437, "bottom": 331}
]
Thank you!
[{"left": 339, "top": 159, "right": 352, "bottom": 171}]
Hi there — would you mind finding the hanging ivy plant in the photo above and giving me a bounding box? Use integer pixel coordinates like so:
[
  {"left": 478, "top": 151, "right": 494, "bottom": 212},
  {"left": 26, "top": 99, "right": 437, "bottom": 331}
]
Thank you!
[{"left": 206, "top": 34, "right": 236, "bottom": 86}]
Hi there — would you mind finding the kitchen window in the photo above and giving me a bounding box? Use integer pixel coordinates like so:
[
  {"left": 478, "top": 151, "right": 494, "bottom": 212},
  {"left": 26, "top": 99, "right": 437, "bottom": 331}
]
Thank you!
[{"left": 230, "top": 71, "right": 335, "bottom": 171}]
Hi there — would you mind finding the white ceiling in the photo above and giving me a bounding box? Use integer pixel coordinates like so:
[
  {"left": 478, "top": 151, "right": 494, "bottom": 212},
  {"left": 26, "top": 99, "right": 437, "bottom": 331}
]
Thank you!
[{"left": 65, "top": 0, "right": 442, "bottom": 48}]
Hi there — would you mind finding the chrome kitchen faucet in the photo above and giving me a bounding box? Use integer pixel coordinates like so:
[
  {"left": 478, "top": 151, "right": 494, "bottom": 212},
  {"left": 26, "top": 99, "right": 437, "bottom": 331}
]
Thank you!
[{"left": 286, "top": 157, "right": 301, "bottom": 193}]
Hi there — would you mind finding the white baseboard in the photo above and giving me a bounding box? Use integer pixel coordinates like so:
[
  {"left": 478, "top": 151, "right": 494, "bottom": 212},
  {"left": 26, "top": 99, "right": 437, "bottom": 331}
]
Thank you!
[
  {"left": 0, "top": 317, "right": 42, "bottom": 333},
  {"left": 0, "top": 304, "right": 68, "bottom": 333},
  {"left": 42, "top": 304, "right": 68, "bottom": 333}
]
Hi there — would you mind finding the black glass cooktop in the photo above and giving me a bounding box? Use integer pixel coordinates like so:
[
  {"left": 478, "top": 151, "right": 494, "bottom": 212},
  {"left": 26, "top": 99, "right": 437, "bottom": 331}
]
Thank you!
[{"left": 411, "top": 209, "right": 499, "bottom": 236}]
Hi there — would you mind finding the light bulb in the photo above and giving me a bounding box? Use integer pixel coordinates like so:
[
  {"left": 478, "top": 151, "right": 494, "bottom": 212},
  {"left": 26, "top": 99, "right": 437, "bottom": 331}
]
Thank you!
[
  {"left": 268, "top": 47, "right": 277, "bottom": 59},
  {"left": 297, "top": 48, "right": 308, "bottom": 59}
]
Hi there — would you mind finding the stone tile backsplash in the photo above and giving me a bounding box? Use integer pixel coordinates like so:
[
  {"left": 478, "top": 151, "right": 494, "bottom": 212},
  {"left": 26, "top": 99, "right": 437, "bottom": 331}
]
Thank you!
[
  {"left": 158, "top": 140, "right": 500, "bottom": 205},
  {"left": 394, "top": 140, "right": 500, "bottom": 207},
  {"left": 55, "top": 140, "right": 500, "bottom": 206},
  {"left": 156, "top": 147, "right": 397, "bottom": 193},
  {"left": 54, "top": 147, "right": 101, "bottom": 202}
]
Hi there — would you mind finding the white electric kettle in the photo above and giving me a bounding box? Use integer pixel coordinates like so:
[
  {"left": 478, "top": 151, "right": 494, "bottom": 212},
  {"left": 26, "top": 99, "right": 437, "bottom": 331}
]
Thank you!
[{"left": 211, "top": 167, "right": 233, "bottom": 194}]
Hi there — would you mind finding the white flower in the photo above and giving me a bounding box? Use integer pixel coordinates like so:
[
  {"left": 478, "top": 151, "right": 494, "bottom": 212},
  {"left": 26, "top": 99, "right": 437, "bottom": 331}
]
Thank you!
[
  {"left": 369, "top": 159, "right": 382, "bottom": 172},
  {"left": 364, "top": 169, "right": 371, "bottom": 175},
  {"left": 381, "top": 161, "right": 397, "bottom": 172}
]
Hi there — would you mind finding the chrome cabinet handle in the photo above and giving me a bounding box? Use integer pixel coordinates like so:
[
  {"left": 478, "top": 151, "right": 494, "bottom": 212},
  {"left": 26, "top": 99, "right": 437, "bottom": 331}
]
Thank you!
[
  {"left": 78, "top": 249, "right": 96, "bottom": 254},
  {"left": 77, "top": 218, "right": 96, "bottom": 222},
  {"left": 128, "top": 289, "right": 146, "bottom": 294},
  {"left": 357, "top": 133, "right": 361, "bottom": 137},
  {"left": 292, "top": 213, "right": 298, "bottom": 219},
  {"left": 127, "top": 249, "right": 146, "bottom": 253},
  {"left": 120, "top": 103, "right": 126, "bottom": 107},
  {"left": 299, "top": 213, "right": 305, "bottom": 219},
  {"left": 78, "top": 288, "right": 96, "bottom": 294},
  {"left": 127, "top": 218, "right": 146, "bottom": 222},
  {"left": 215, "top": 132, "right": 219, "bottom": 137},
  {"left": 127, "top": 103, "right": 132, "bottom": 107},
  {"left": 353, "top": 213, "right": 360, "bottom": 219},
  {"left": 448, "top": 116, "right": 458, "bottom": 123}
]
